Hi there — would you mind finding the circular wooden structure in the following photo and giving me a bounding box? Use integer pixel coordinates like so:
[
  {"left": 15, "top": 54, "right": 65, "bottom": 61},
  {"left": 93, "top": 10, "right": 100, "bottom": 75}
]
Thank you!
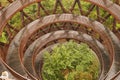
[{"left": 0, "top": 0, "right": 120, "bottom": 80}]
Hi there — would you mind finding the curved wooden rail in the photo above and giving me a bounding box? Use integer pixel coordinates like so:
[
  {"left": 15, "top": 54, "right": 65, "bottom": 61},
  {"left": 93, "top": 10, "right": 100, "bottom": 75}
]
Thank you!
[
  {"left": 111, "top": 71, "right": 120, "bottom": 80},
  {"left": 0, "top": 0, "right": 41, "bottom": 34},
  {"left": 19, "top": 14, "right": 114, "bottom": 61},
  {"left": 25, "top": 30, "right": 104, "bottom": 79},
  {"left": 6, "top": 14, "right": 114, "bottom": 79},
  {"left": 114, "top": 31, "right": 120, "bottom": 40},
  {"left": 85, "top": 0, "right": 120, "bottom": 22},
  {"left": 1, "top": 0, "right": 120, "bottom": 34},
  {"left": 0, "top": 0, "right": 120, "bottom": 80},
  {"left": 0, "top": 57, "right": 28, "bottom": 80},
  {"left": 31, "top": 30, "right": 109, "bottom": 79}
]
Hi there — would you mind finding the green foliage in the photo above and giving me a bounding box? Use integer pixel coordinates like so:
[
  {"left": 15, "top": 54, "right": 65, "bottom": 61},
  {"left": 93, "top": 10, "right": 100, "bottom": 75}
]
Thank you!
[
  {"left": 9, "top": 12, "right": 21, "bottom": 29},
  {"left": 23, "top": 4, "right": 37, "bottom": 19},
  {"left": 0, "top": 0, "right": 9, "bottom": 7},
  {"left": 116, "top": 23, "right": 120, "bottom": 29},
  {"left": 42, "top": 41, "right": 100, "bottom": 80},
  {"left": 0, "top": 32, "right": 7, "bottom": 43}
]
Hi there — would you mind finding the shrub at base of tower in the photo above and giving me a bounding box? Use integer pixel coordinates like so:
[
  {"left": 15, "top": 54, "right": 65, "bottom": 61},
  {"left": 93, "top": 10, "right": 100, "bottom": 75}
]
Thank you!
[{"left": 42, "top": 41, "right": 100, "bottom": 80}]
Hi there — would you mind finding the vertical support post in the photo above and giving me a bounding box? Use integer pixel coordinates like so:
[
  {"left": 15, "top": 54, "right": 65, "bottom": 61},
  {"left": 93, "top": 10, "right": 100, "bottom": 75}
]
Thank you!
[{"left": 0, "top": 2, "right": 3, "bottom": 10}]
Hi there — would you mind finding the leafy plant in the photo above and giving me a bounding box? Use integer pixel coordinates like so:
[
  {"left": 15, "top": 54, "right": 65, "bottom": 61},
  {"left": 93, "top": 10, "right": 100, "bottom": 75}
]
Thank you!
[
  {"left": 0, "top": 32, "right": 7, "bottom": 43},
  {"left": 42, "top": 41, "right": 100, "bottom": 80}
]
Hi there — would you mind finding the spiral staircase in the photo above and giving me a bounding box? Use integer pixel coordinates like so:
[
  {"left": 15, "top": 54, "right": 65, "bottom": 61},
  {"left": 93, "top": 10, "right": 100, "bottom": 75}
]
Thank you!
[{"left": 0, "top": 0, "right": 120, "bottom": 80}]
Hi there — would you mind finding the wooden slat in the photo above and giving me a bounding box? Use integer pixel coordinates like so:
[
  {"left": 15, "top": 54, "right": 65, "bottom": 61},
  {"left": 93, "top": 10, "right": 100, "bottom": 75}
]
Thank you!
[
  {"left": 7, "top": 0, "right": 13, "bottom": 3},
  {"left": 70, "top": 0, "right": 77, "bottom": 12},
  {"left": 20, "top": 11, "right": 25, "bottom": 27},
  {"left": 77, "top": 0, "right": 83, "bottom": 15},
  {"left": 85, "top": 4, "right": 95, "bottom": 16},
  {"left": 37, "top": 2, "right": 41, "bottom": 18}
]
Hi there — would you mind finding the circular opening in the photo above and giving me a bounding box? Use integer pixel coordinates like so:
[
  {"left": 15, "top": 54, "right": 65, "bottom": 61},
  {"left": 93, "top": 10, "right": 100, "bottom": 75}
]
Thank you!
[{"left": 41, "top": 40, "right": 100, "bottom": 80}]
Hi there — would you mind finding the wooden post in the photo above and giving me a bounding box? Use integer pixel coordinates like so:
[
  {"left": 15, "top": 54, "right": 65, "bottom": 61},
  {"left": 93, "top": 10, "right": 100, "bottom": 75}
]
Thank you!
[{"left": 0, "top": 2, "right": 2, "bottom": 10}]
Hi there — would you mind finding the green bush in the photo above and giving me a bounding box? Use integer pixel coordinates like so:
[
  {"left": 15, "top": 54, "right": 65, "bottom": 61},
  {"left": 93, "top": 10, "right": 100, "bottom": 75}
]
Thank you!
[
  {"left": 42, "top": 41, "right": 100, "bottom": 80},
  {"left": 0, "top": 32, "right": 7, "bottom": 43}
]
